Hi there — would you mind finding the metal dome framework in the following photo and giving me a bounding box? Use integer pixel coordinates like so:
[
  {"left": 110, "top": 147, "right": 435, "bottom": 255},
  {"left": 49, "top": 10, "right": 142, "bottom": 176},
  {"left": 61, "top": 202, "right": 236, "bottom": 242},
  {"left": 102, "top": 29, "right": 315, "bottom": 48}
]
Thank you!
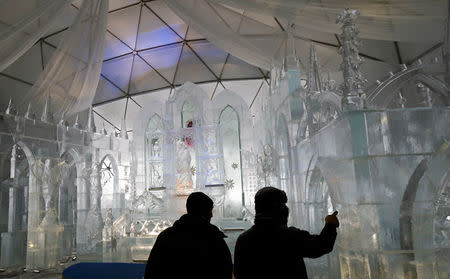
[{"left": 0, "top": 0, "right": 448, "bottom": 133}]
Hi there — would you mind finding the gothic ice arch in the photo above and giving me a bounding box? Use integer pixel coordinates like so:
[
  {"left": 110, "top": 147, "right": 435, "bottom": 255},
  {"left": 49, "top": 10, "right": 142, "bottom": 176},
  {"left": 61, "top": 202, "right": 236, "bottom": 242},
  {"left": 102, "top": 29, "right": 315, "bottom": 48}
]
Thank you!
[
  {"left": 170, "top": 82, "right": 208, "bottom": 129},
  {"left": 0, "top": 141, "right": 35, "bottom": 267},
  {"left": 178, "top": 100, "right": 197, "bottom": 189},
  {"left": 99, "top": 154, "right": 120, "bottom": 218},
  {"left": 182, "top": 100, "right": 195, "bottom": 128},
  {"left": 306, "top": 167, "right": 333, "bottom": 232},
  {"left": 145, "top": 114, "right": 164, "bottom": 189},
  {"left": 212, "top": 89, "right": 256, "bottom": 208},
  {"left": 219, "top": 105, "right": 243, "bottom": 217},
  {"left": 304, "top": 164, "right": 337, "bottom": 279},
  {"left": 400, "top": 143, "right": 450, "bottom": 278},
  {"left": 367, "top": 62, "right": 449, "bottom": 108}
]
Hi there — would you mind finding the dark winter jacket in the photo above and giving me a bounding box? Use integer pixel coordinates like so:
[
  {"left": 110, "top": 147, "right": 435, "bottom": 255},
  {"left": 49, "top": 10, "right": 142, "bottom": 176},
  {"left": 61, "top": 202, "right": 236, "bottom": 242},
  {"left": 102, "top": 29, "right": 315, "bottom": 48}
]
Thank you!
[
  {"left": 144, "top": 214, "right": 232, "bottom": 279},
  {"left": 234, "top": 218, "right": 337, "bottom": 279}
]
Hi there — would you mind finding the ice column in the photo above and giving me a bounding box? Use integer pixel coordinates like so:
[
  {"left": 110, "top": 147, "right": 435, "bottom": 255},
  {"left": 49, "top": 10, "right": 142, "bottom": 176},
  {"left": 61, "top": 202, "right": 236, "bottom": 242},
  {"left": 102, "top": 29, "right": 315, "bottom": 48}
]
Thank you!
[{"left": 337, "top": 9, "right": 367, "bottom": 110}]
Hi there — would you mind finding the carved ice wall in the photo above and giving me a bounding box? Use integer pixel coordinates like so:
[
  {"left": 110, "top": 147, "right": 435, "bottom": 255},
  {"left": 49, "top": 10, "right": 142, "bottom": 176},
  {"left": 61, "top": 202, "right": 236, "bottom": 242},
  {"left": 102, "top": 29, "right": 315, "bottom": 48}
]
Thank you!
[
  {"left": 0, "top": 104, "right": 132, "bottom": 270},
  {"left": 259, "top": 10, "right": 450, "bottom": 279}
]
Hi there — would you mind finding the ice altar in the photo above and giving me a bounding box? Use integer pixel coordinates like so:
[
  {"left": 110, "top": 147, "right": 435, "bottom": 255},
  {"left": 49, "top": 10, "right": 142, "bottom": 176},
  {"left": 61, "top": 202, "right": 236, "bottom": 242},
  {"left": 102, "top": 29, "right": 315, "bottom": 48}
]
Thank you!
[{"left": 0, "top": 8, "right": 448, "bottom": 279}]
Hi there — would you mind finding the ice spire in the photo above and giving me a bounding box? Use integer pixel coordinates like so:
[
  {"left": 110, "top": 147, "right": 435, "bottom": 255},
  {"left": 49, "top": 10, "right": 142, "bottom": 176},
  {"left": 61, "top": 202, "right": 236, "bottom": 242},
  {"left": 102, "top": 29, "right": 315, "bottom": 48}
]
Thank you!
[
  {"left": 86, "top": 107, "right": 96, "bottom": 133},
  {"left": 73, "top": 114, "right": 82, "bottom": 129},
  {"left": 396, "top": 92, "right": 406, "bottom": 108},
  {"left": 445, "top": 0, "right": 450, "bottom": 85},
  {"left": 337, "top": 9, "right": 367, "bottom": 110},
  {"left": 41, "top": 93, "right": 54, "bottom": 123},
  {"left": 101, "top": 122, "right": 108, "bottom": 135},
  {"left": 283, "top": 23, "right": 304, "bottom": 121},
  {"left": 308, "top": 43, "right": 322, "bottom": 94},
  {"left": 120, "top": 118, "right": 128, "bottom": 139},
  {"left": 283, "top": 24, "right": 301, "bottom": 74},
  {"left": 5, "top": 98, "right": 14, "bottom": 115}
]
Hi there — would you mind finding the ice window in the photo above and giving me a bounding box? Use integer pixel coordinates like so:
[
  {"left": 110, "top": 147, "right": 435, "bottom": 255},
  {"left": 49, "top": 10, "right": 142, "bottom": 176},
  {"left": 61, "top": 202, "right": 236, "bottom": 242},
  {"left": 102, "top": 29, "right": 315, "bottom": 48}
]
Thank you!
[
  {"left": 220, "top": 105, "right": 243, "bottom": 217},
  {"left": 145, "top": 114, "right": 164, "bottom": 189}
]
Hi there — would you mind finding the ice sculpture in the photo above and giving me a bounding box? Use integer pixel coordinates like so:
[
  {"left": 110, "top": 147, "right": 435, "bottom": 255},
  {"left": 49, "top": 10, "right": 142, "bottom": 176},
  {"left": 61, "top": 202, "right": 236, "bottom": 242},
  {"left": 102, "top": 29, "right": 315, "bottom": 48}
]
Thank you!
[
  {"left": 337, "top": 9, "right": 367, "bottom": 110},
  {"left": 256, "top": 144, "right": 278, "bottom": 188},
  {"left": 0, "top": 8, "right": 449, "bottom": 278},
  {"left": 0, "top": 99, "right": 133, "bottom": 269},
  {"left": 260, "top": 8, "right": 450, "bottom": 279},
  {"left": 40, "top": 159, "right": 68, "bottom": 226}
]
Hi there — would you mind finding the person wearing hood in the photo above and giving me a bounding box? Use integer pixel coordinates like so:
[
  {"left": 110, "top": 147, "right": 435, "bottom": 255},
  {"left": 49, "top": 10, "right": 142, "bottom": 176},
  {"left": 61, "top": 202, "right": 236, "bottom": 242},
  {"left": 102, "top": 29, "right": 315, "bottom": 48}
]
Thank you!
[
  {"left": 234, "top": 187, "right": 339, "bottom": 279},
  {"left": 144, "top": 192, "right": 232, "bottom": 279}
]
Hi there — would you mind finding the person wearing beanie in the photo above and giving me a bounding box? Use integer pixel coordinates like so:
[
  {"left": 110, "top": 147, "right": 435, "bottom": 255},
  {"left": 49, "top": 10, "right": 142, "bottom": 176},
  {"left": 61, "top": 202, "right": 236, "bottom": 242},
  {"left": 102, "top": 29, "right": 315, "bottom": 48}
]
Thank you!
[
  {"left": 234, "top": 187, "right": 339, "bottom": 279},
  {"left": 145, "top": 192, "right": 232, "bottom": 279}
]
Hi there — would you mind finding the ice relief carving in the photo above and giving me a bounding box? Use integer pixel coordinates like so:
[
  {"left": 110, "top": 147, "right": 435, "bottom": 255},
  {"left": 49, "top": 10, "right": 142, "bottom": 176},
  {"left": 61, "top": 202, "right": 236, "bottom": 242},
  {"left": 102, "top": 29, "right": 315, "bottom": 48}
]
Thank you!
[
  {"left": 176, "top": 139, "right": 193, "bottom": 191},
  {"left": 32, "top": 158, "right": 68, "bottom": 226},
  {"left": 83, "top": 163, "right": 104, "bottom": 251},
  {"left": 134, "top": 189, "right": 165, "bottom": 213},
  {"left": 257, "top": 144, "right": 278, "bottom": 188}
]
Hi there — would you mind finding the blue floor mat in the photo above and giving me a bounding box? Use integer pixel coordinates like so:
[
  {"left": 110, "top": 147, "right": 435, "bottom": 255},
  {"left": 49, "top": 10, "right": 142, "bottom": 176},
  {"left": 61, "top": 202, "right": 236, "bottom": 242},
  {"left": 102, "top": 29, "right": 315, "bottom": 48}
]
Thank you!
[{"left": 62, "top": 263, "right": 146, "bottom": 279}]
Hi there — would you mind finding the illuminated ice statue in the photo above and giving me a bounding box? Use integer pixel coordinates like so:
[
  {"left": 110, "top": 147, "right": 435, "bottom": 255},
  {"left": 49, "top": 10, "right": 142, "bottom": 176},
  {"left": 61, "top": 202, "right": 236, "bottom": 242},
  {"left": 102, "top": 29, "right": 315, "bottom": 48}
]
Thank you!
[{"left": 41, "top": 159, "right": 68, "bottom": 226}]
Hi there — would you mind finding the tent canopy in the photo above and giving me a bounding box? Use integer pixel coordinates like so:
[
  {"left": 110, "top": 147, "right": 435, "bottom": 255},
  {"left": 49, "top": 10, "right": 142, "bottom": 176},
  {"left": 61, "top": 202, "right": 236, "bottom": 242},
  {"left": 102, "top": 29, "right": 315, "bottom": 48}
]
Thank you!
[{"left": 0, "top": 0, "right": 447, "bottom": 132}]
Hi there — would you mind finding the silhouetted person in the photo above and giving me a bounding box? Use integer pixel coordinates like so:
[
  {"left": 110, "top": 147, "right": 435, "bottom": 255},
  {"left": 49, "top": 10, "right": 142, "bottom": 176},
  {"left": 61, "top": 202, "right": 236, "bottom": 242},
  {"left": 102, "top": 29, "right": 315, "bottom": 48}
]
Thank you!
[
  {"left": 234, "top": 187, "right": 339, "bottom": 279},
  {"left": 145, "top": 192, "right": 232, "bottom": 279}
]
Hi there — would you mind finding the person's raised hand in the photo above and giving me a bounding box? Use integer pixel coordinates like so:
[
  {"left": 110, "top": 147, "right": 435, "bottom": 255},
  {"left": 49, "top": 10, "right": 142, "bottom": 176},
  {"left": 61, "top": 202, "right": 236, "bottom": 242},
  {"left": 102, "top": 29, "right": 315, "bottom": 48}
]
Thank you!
[{"left": 325, "top": 211, "right": 339, "bottom": 227}]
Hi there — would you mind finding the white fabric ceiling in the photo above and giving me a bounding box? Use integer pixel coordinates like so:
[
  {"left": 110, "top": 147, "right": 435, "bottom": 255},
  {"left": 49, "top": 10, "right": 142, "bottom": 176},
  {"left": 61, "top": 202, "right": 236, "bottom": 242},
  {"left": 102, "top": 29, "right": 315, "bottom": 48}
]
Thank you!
[
  {"left": 0, "top": 0, "right": 448, "bottom": 134},
  {"left": 0, "top": 1, "right": 268, "bottom": 105}
]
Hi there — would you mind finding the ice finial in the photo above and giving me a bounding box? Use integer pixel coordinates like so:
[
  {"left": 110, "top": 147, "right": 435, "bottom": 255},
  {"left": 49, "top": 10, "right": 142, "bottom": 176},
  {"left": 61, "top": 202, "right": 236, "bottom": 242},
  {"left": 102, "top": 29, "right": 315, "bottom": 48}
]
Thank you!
[
  {"left": 25, "top": 103, "right": 33, "bottom": 119},
  {"left": 58, "top": 112, "right": 67, "bottom": 126},
  {"left": 87, "top": 107, "right": 96, "bottom": 133},
  {"left": 5, "top": 98, "right": 15, "bottom": 115},
  {"left": 120, "top": 118, "right": 128, "bottom": 139},
  {"left": 396, "top": 92, "right": 406, "bottom": 108},
  {"left": 73, "top": 114, "right": 82, "bottom": 129},
  {"left": 41, "top": 93, "right": 54, "bottom": 123},
  {"left": 337, "top": 9, "right": 367, "bottom": 110},
  {"left": 101, "top": 122, "right": 108, "bottom": 135},
  {"left": 324, "top": 71, "right": 335, "bottom": 90},
  {"left": 308, "top": 43, "right": 322, "bottom": 94}
]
